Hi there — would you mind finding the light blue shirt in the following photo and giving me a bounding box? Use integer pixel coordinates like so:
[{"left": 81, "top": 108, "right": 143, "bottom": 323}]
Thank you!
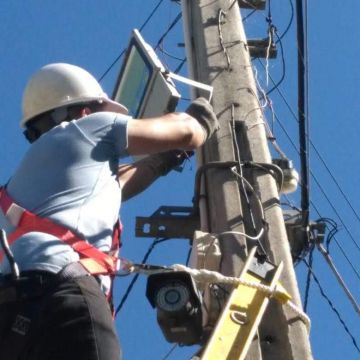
[{"left": 0, "top": 111, "right": 129, "bottom": 275}]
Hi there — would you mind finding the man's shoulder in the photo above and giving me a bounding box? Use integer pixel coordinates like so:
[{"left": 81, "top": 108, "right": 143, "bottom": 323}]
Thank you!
[{"left": 77, "top": 112, "right": 130, "bottom": 128}]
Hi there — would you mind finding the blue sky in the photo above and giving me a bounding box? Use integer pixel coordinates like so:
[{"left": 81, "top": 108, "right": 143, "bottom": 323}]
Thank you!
[{"left": 0, "top": 1, "right": 359, "bottom": 359}]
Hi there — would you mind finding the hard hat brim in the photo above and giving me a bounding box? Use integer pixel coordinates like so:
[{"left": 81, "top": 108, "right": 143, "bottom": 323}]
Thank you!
[{"left": 102, "top": 98, "right": 128, "bottom": 115}]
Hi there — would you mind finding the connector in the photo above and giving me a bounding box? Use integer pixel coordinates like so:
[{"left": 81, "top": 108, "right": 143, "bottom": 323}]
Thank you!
[{"left": 273, "top": 159, "right": 299, "bottom": 194}]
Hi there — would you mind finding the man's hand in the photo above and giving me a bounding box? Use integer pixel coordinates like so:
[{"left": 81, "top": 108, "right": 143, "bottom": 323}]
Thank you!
[
  {"left": 146, "top": 150, "right": 194, "bottom": 176},
  {"left": 118, "top": 150, "right": 194, "bottom": 201},
  {"left": 185, "top": 97, "right": 220, "bottom": 141}
]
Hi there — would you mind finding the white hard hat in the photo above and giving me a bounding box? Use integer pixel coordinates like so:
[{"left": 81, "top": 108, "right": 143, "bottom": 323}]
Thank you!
[{"left": 21, "top": 63, "right": 128, "bottom": 127}]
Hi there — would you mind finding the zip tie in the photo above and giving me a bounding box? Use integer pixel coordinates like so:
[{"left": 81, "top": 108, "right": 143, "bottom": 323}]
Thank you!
[{"left": 171, "top": 264, "right": 311, "bottom": 332}]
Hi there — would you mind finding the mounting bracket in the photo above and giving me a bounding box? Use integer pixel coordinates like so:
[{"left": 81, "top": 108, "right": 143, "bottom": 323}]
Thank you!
[
  {"left": 238, "top": 0, "right": 266, "bottom": 10},
  {"left": 135, "top": 206, "right": 200, "bottom": 240},
  {"left": 248, "top": 38, "right": 277, "bottom": 58}
]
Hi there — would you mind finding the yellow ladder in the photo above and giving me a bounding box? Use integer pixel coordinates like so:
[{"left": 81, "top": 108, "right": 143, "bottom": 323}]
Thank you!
[{"left": 200, "top": 247, "right": 285, "bottom": 360}]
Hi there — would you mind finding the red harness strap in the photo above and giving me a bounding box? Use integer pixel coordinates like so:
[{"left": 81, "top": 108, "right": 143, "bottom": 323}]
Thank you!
[{"left": 0, "top": 187, "right": 120, "bottom": 275}]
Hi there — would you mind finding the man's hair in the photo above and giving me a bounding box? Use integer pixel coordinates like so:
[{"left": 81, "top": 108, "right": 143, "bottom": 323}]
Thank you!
[{"left": 23, "top": 101, "right": 103, "bottom": 143}]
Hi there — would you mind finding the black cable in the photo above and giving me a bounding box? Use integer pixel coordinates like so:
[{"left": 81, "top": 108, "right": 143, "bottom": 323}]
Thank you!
[
  {"left": 185, "top": 246, "right": 192, "bottom": 266},
  {"left": 317, "top": 217, "right": 338, "bottom": 251},
  {"left": 266, "top": 88, "right": 360, "bottom": 254},
  {"left": 242, "top": 9, "right": 257, "bottom": 22},
  {"left": 174, "top": 58, "right": 186, "bottom": 74},
  {"left": 311, "top": 204, "right": 360, "bottom": 283},
  {"left": 99, "top": 0, "right": 166, "bottom": 82},
  {"left": 114, "top": 238, "right": 169, "bottom": 317},
  {"left": 162, "top": 344, "right": 178, "bottom": 360},
  {"left": 262, "top": 62, "right": 360, "bottom": 228},
  {"left": 98, "top": 49, "right": 126, "bottom": 83},
  {"left": 310, "top": 168, "right": 360, "bottom": 253},
  {"left": 303, "top": 244, "right": 314, "bottom": 312},
  {"left": 295, "top": 0, "right": 310, "bottom": 233},
  {"left": 277, "top": 0, "right": 294, "bottom": 41},
  {"left": 154, "top": 12, "right": 182, "bottom": 50},
  {"left": 193, "top": 160, "right": 269, "bottom": 257},
  {"left": 157, "top": 47, "right": 184, "bottom": 61},
  {"left": 311, "top": 146, "right": 360, "bottom": 225},
  {"left": 302, "top": 259, "right": 360, "bottom": 353},
  {"left": 230, "top": 104, "right": 259, "bottom": 238}
]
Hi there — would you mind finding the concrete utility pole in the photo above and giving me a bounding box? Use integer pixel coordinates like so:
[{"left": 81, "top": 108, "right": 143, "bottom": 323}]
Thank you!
[{"left": 181, "top": 1, "right": 313, "bottom": 359}]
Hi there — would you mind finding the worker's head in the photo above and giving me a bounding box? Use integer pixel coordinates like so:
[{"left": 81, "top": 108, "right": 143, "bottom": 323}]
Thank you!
[{"left": 21, "top": 63, "right": 128, "bottom": 143}]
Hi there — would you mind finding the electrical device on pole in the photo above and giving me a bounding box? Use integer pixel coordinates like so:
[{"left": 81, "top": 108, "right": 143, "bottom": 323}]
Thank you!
[{"left": 181, "top": 1, "right": 313, "bottom": 358}]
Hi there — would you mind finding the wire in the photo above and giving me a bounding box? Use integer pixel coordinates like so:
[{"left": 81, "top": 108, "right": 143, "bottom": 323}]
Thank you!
[
  {"left": 114, "top": 238, "right": 169, "bottom": 317},
  {"left": 154, "top": 12, "right": 182, "bottom": 50},
  {"left": 230, "top": 104, "right": 261, "bottom": 239},
  {"left": 264, "top": 30, "right": 286, "bottom": 95},
  {"left": 243, "top": 9, "right": 257, "bottom": 22},
  {"left": 302, "top": 259, "right": 360, "bottom": 353},
  {"left": 311, "top": 202, "right": 360, "bottom": 283},
  {"left": 98, "top": 0, "right": 166, "bottom": 82},
  {"left": 317, "top": 217, "right": 338, "bottom": 251},
  {"left": 218, "top": 9, "right": 231, "bottom": 70},
  {"left": 295, "top": 0, "right": 310, "bottom": 233},
  {"left": 317, "top": 243, "right": 360, "bottom": 315},
  {"left": 174, "top": 58, "right": 187, "bottom": 74},
  {"left": 303, "top": 244, "right": 314, "bottom": 312},
  {"left": 267, "top": 101, "right": 360, "bottom": 254},
  {"left": 161, "top": 344, "right": 178, "bottom": 360},
  {"left": 157, "top": 46, "right": 184, "bottom": 61},
  {"left": 277, "top": 0, "right": 294, "bottom": 41},
  {"left": 218, "top": 228, "right": 265, "bottom": 241},
  {"left": 310, "top": 169, "right": 360, "bottom": 253},
  {"left": 261, "top": 63, "right": 360, "bottom": 227}
]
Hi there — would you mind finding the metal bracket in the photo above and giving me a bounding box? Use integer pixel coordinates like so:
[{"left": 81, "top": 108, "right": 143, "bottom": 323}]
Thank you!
[
  {"left": 248, "top": 38, "right": 277, "bottom": 58},
  {"left": 135, "top": 206, "right": 200, "bottom": 240},
  {"left": 238, "top": 0, "right": 266, "bottom": 10}
]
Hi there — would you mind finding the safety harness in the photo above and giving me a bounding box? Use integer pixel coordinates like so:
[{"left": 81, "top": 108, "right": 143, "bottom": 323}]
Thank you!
[{"left": 0, "top": 186, "right": 121, "bottom": 276}]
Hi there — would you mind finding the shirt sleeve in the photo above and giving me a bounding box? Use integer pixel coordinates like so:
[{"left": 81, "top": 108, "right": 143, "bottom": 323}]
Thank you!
[{"left": 76, "top": 112, "right": 131, "bottom": 158}]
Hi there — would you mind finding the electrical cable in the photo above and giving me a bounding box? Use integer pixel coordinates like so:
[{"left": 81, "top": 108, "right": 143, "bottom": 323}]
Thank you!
[
  {"left": 192, "top": 160, "right": 270, "bottom": 256},
  {"left": 317, "top": 243, "right": 360, "bottom": 315},
  {"left": 114, "top": 238, "right": 169, "bottom": 317},
  {"left": 260, "top": 61, "right": 360, "bottom": 226},
  {"left": 174, "top": 58, "right": 187, "bottom": 74},
  {"left": 316, "top": 217, "right": 338, "bottom": 251},
  {"left": 243, "top": 9, "right": 257, "bottom": 22},
  {"left": 218, "top": 9, "right": 231, "bottom": 70},
  {"left": 263, "top": 2, "right": 358, "bottom": 258},
  {"left": 161, "top": 344, "right": 178, "bottom": 360},
  {"left": 99, "top": 0, "right": 166, "bottom": 82},
  {"left": 154, "top": 12, "right": 182, "bottom": 50},
  {"left": 311, "top": 205, "right": 360, "bottom": 283},
  {"left": 228, "top": 101, "right": 273, "bottom": 258},
  {"left": 302, "top": 259, "right": 360, "bottom": 353},
  {"left": 264, "top": 30, "right": 286, "bottom": 95},
  {"left": 310, "top": 168, "right": 360, "bottom": 253},
  {"left": 303, "top": 244, "right": 314, "bottom": 312},
  {"left": 277, "top": 0, "right": 294, "bottom": 41},
  {"left": 268, "top": 105, "right": 360, "bottom": 254},
  {"left": 295, "top": 0, "right": 310, "bottom": 234},
  {"left": 157, "top": 46, "right": 184, "bottom": 61}
]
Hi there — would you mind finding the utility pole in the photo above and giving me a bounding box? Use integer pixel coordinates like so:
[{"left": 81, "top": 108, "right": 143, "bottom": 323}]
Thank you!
[{"left": 181, "top": 1, "right": 313, "bottom": 359}]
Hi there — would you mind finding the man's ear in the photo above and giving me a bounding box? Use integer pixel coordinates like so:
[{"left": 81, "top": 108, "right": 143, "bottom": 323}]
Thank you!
[{"left": 80, "top": 107, "right": 92, "bottom": 117}]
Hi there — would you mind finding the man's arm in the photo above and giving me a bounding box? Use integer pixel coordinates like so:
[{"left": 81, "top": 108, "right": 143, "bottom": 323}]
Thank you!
[
  {"left": 119, "top": 98, "right": 219, "bottom": 200},
  {"left": 118, "top": 151, "right": 192, "bottom": 202},
  {"left": 126, "top": 98, "right": 218, "bottom": 156}
]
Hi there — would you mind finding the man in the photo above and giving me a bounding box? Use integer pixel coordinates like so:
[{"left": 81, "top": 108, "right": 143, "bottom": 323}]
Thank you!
[{"left": 0, "top": 63, "right": 218, "bottom": 359}]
